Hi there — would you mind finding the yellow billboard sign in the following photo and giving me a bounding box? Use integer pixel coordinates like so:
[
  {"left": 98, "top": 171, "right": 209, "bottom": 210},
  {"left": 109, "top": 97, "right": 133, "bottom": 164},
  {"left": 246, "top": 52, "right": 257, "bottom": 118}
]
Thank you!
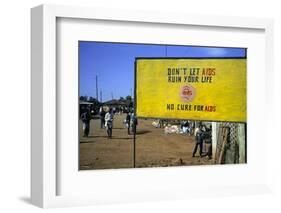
[{"left": 135, "top": 58, "right": 246, "bottom": 122}]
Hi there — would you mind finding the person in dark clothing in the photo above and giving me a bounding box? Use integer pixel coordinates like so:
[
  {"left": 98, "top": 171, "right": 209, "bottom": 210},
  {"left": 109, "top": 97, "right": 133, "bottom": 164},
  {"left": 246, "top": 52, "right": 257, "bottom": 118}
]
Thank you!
[
  {"left": 207, "top": 143, "right": 212, "bottom": 159},
  {"left": 99, "top": 107, "right": 106, "bottom": 128},
  {"left": 126, "top": 112, "right": 131, "bottom": 135},
  {"left": 192, "top": 124, "right": 204, "bottom": 157},
  {"left": 81, "top": 110, "right": 91, "bottom": 137},
  {"left": 131, "top": 113, "right": 138, "bottom": 134},
  {"left": 204, "top": 127, "right": 212, "bottom": 159}
]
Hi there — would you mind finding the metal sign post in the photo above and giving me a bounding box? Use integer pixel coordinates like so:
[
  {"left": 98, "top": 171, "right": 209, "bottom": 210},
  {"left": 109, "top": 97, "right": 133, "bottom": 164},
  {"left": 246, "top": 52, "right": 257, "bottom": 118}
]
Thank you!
[{"left": 133, "top": 128, "right": 136, "bottom": 168}]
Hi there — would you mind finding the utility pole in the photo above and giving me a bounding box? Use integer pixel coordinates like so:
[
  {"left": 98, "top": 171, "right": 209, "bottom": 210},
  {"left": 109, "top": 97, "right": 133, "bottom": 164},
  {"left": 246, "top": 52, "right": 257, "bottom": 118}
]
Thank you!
[
  {"left": 111, "top": 92, "right": 114, "bottom": 100},
  {"left": 100, "top": 90, "right": 102, "bottom": 103},
  {"left": 96, "top": 75, "right": 99, "bottom": 101}
]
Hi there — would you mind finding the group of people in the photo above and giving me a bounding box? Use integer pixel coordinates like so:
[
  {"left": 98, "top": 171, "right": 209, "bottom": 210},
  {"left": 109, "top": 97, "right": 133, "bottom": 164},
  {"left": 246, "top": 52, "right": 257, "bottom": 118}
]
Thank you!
[
  {"left": 81, "top": 107, "right": 114, "bottom": 139},
  {"left": 82, "top": 108, "right": 212, "bottom": 159},
  {"left": 125, "top": 112, "right": 138, "bottom": 135},
  {"left": 180, "top": 120, "right": 195, "bottom": 135},
  {"left": 81, "top": 106, "right": 138, "bottom": 139},
  {"left": 192, "top": 123, "right": 212, "bottom": 159}
]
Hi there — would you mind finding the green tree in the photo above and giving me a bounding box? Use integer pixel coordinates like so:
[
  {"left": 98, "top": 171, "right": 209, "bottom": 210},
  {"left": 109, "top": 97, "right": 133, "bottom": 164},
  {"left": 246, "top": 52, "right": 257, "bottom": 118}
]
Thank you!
[
  {"left": 125, "top": 95, "right": 132, "bottom": 101},
  {"left": 80, "top": 96, "right": 88, "bottom": 101}
]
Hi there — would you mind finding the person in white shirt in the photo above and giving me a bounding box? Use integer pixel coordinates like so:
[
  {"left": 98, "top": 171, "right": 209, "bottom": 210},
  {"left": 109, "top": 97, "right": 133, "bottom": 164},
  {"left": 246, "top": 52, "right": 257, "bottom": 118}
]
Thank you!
[
  {"left": 192, "top": 124, "right": 204, "bottom": 157},
  {"left": 105, "top": 108, "right": 114, "bottom": 138}
]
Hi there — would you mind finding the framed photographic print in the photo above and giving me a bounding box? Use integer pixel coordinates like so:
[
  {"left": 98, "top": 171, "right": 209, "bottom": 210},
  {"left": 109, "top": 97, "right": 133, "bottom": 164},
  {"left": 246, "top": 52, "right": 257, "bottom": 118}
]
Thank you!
[{"left": 31, "top": 4, "right": 274, "bottom": 208}]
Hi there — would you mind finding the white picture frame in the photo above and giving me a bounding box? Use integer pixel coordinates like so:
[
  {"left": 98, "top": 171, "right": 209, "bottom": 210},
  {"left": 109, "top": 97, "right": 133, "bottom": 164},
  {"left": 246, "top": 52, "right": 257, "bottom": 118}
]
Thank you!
[{"left": 31, "top": 4, "right": 274, "bottom": 208}]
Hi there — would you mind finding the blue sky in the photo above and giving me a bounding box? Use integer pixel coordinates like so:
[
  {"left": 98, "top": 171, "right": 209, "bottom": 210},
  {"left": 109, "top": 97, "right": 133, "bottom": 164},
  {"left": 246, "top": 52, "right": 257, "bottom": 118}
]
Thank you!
[{"left": 79, "top": 41, "right": 246, "bottom": 102}]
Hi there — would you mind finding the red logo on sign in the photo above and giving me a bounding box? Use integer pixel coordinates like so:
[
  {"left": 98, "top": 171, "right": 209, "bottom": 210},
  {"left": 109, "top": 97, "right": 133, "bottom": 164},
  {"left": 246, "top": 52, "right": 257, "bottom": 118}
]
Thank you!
[{"left": 180, "top": 85, "right": 196, "bottom": 102}]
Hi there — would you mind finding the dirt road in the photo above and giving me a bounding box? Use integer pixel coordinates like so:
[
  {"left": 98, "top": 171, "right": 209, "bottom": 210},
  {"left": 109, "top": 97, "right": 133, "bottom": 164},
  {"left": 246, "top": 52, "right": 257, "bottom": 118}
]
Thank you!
[{"left": 79, "top": 114, "right": 212, "bottom": 170}]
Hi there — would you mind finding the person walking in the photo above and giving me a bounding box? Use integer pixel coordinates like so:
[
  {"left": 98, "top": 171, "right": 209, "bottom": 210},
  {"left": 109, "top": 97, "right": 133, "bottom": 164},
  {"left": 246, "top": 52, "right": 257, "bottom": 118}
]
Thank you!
[
  {"left": 81, "top": 109, "right": 91, "bottom": 137},
  {"left": 105, "top": 108, "right": 114, "bottom": 138},
  {"left": 192, "top": 124, "right": 204, "bottom": 157},
  {"left": 99, "top": 106, "right": 106, "bottom": 128},
  {"left": 204, "top": 126, "right": 212, "bottom": 159},
  {"left": 125, "top": 112, "right": 131, "bottom": 135},
  {"left": 131, "top": 113, "right": 138, "bottom": 134}
]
